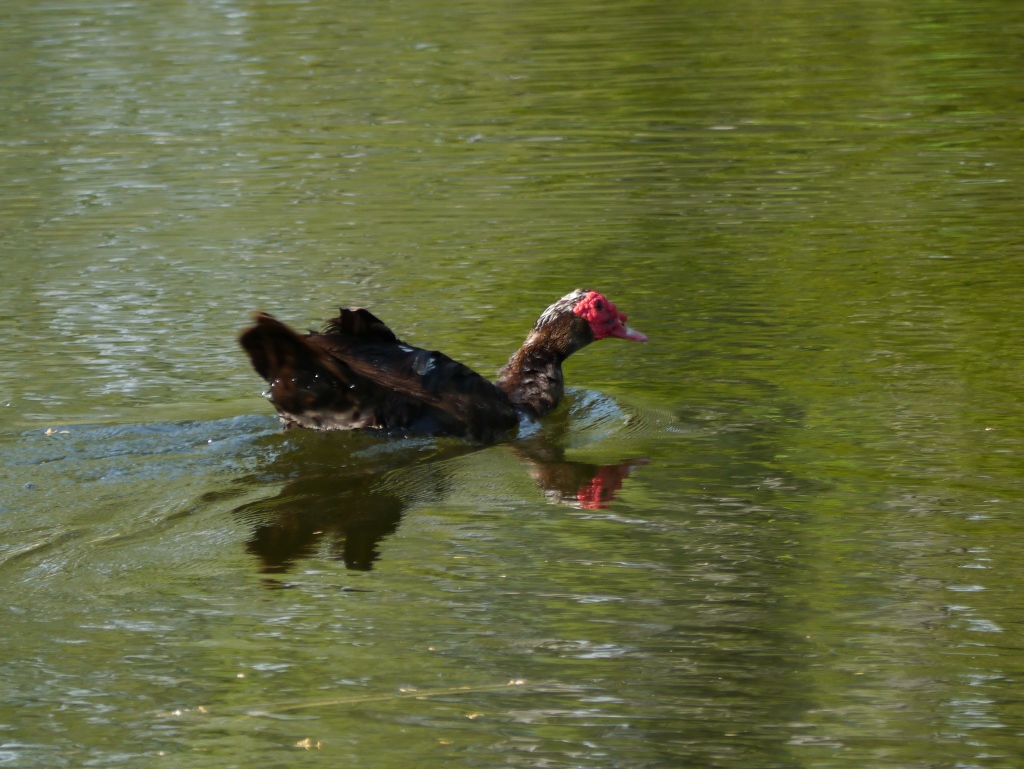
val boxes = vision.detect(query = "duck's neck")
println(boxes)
[495,321,592,418]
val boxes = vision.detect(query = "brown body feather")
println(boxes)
[494,312,594,417]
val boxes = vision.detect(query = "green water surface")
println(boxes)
[1,0,1023,767]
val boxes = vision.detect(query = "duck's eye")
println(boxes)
[595,301,604,311]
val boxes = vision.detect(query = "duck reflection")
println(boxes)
[236,472,405,572]
[232,431,645,574]
[512,440,647,510]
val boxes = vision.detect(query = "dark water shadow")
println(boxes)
[232,433,469,573]
[230,418,646,575]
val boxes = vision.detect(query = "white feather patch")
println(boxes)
[534,289,587,329]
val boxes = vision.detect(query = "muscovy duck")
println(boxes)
[239,289,647,443]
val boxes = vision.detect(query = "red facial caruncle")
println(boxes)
[572,291,648,343]
[575,465,630,509]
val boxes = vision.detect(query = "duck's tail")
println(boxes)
[239,313,374,430]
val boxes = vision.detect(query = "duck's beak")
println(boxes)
[608,322,648,343]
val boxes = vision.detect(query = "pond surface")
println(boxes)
[2,0,1024,766]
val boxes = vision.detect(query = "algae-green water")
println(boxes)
[2,0,1023,766]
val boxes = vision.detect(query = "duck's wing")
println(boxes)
[312,309,519,442]
[240,310,518,442]
[321,307,399,344]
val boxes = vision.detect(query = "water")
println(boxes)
[2,0,1023,766]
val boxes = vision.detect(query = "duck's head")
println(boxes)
[568,289,648,342]
[524,289,647,361]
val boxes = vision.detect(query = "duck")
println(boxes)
[239,289,647,443]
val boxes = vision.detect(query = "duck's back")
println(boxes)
[240,308,519,443]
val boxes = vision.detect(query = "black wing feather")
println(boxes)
[240,310,518,442]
